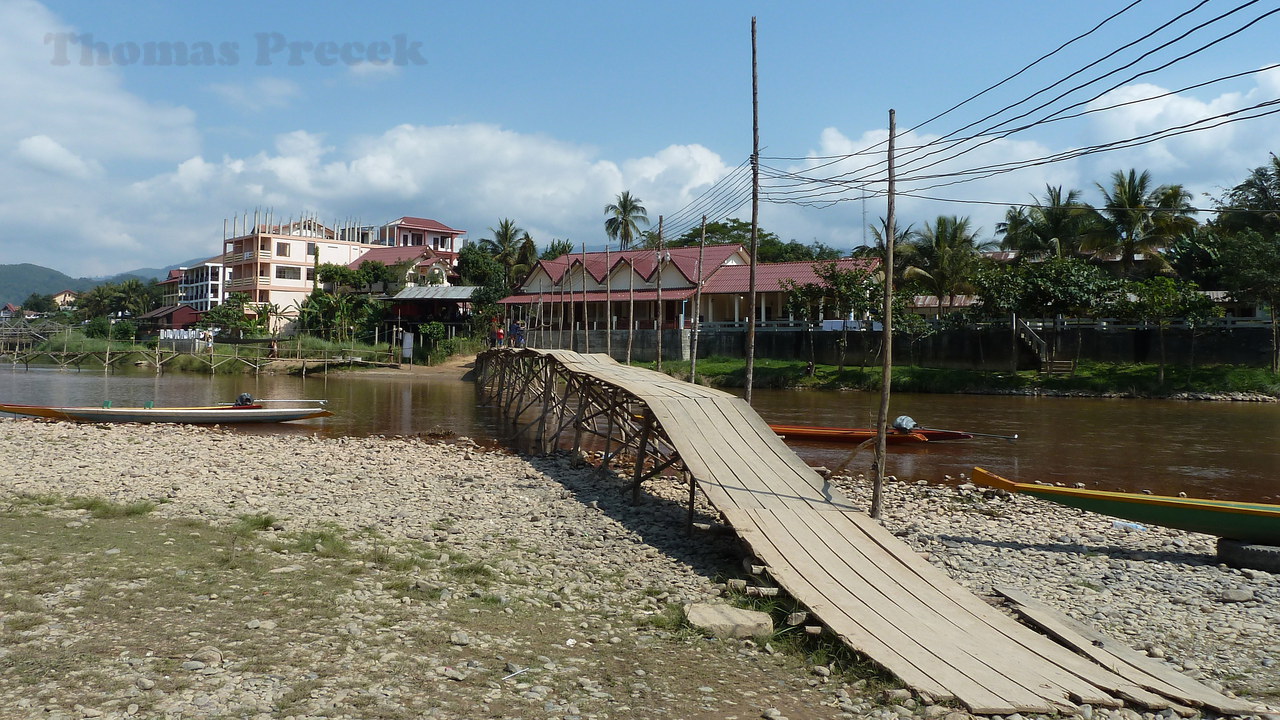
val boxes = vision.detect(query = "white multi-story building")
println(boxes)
[179,259,225,312]
[220,215,466,330]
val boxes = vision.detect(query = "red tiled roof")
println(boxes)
[700,258,878,294]
[348,246,440,269]
[533,244,745,285]
[499,288,695,304]
[387,217,465,235]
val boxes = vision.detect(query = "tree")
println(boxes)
[76,283,118,320]
[510,233,539,283]
[1083,169,1198,277]
[1215,153,1280,237]
[200,292,258,339]
[604,191,649,251]
[21,293,56,314]
[1165,226,1225,288]
[480,218,524,288]
[973,256,1120,321]
[1116,277,1221,384]
[356,260,398,289]
[668,218,840,262]
[540,238,575,260]
[113,278,155,317]
[456,243,508,333]
[996,185,1090,259]
[900,215,994,314]
[813,261,879,370]
[1218,229,1280,372]
[973,257,1122,368]
[780,278,825,375]
[317,263,361,288]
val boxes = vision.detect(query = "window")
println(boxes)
[275,266,302,281]
[306,268,315,281]
[276,242,290,257]
[307,242,317,256]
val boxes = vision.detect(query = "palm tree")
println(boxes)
[604,191,649,251]
[901,215,994,314]
[480,218,524,287]
[115,278,154,316]
[997,185,1090,259]
[1218,153,1280,236]
[76,284,118,320]
[511,232,539,284]
[1083,169,1198,277]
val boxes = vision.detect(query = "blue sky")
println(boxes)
[3,0,1278,276]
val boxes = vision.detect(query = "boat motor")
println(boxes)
[234,393,254,407]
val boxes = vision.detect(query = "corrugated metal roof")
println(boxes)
[392,285,477,300]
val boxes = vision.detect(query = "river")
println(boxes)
[2,365,1277,503]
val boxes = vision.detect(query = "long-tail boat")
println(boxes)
[0,398,331,424]
[972,467,1280,545]
[768,423,972,444]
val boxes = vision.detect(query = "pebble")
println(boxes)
[1,419,1275,720]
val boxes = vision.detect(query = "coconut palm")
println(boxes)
[510,232,539,284]
[996,185,1090,259]
[1217,153,1280,236]
[1083,169,1198,277]
[901,215,994,314]
[113,278,155,317]
[480,218,524,287]
[604,191,649,251]
[76,284,118,320]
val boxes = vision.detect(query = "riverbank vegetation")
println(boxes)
[658,356,1280,398]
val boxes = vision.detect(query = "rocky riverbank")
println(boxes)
[0,419,1276,719]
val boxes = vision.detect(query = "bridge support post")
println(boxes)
[630,413,653,505]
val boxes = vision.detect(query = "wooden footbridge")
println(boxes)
[476,348,1266,716]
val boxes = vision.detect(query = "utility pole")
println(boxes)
[690,215,707,384]
[871,109,896,520]
[605,243,612,359]
[582,241,590,354]
[655,215,664,372]
[745,15,760,405]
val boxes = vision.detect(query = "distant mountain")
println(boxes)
[0,257,210,307]
[0,264,95,307]
[98,257,211,282]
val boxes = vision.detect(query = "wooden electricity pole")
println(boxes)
[655,215,665,372]
[690,215,707,384]
[745,15,760,405]
[871,109,897,520]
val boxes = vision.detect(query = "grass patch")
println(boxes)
[648,356,1280,397]
[446,561,495,583]
[231,512,278,535]
[723,582,901,689]
[283,527,351,558]
[67,496,157,518]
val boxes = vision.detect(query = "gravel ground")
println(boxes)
[0,418,1277,720]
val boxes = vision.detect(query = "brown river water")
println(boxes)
[2,366,1277,504]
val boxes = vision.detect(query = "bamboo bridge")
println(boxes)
[475,347,1265,716]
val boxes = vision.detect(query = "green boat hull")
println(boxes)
[973,468,1280,546]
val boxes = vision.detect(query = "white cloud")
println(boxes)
[2,0,1278,278]
[207,77,303,112]
[14,134,101,179]
[346,61,400,81]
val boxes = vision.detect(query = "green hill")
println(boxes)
[0,257,214,307]
[0,264,96,307]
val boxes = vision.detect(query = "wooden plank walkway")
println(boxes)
[476,349,1268,716]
